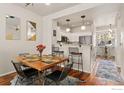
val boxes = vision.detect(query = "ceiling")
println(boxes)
[55,3,120,28]
[14,3,120,29]
[56,8,94,28]
[15,3,79,16]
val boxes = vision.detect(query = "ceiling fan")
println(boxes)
[25,3,34,7]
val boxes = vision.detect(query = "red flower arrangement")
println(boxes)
[36,44,46,57]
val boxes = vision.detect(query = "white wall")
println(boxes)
[0,4,43,75]
[118,5,124,77]
[42,4,101,73]
[42,4,101,54]
[42,3,123,74]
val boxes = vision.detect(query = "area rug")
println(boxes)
[96,60,124,83]
[11,75,82,85]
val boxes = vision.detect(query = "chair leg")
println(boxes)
[20,78,24,85]
[55,81,60,85]
[32,77,36,85]
[15,77,24,85]
[45,79,53,85]
[66,77,71,84]
[15,77,19,85]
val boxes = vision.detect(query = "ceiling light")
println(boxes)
[81,25,86,30]
[45,3,51,6]
[57,22,60,30]
[81,15,86,30]
[9,16,15,18]
[25,3,33,7]
[108,28,112,32]
[66,19,71,32]
[6,15,9,18]
[108,24,112,32]
[66,28,71,32]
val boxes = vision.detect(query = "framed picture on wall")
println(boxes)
[26,21,37,41]
[53,30,56,37]
[6,15,21,40]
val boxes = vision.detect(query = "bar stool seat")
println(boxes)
[70,52,82,55]
[54,50,64,54]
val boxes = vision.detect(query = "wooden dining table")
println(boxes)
[16,54,69,85]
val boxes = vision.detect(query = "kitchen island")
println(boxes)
[53,43,92,73]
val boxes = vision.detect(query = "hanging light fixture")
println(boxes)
[57,22,60,30]
[25,3,33,7]
[81,15,86,30]
[108,24,112,32]
[66,19,71,32]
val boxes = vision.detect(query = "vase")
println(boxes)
[39,49,44,58]
[39,52,42,58]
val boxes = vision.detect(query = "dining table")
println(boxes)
[16,54,69,85]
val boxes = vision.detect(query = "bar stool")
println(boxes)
[52,47,64,57]
[68,47,83,73]
[52,46,65,68]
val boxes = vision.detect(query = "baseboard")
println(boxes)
[0,70,15,77]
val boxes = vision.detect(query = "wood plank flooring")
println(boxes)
[0,70,90,85]
[0,69,122,85]
[0,72,16,85]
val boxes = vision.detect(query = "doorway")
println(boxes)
[95,25,116,61]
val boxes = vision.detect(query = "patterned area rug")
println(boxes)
[96,60,124,83]
[11,76,83,85]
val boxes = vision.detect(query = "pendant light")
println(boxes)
[57,22,60,30]
[108,24,112,32]
[66,19,71,32]
[81,15,86,30]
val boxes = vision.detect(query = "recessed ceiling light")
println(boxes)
[9,16,15,18]
[6,15,9,18]
[45,3,51,6]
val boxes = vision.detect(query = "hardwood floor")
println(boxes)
[0,70,90,85]
[0,72,16,85]
[0,68,122,85]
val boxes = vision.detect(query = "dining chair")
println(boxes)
[18,53,31,70]
[18,53,30,56]
[11,60,38,85]
[45,63,73,85]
